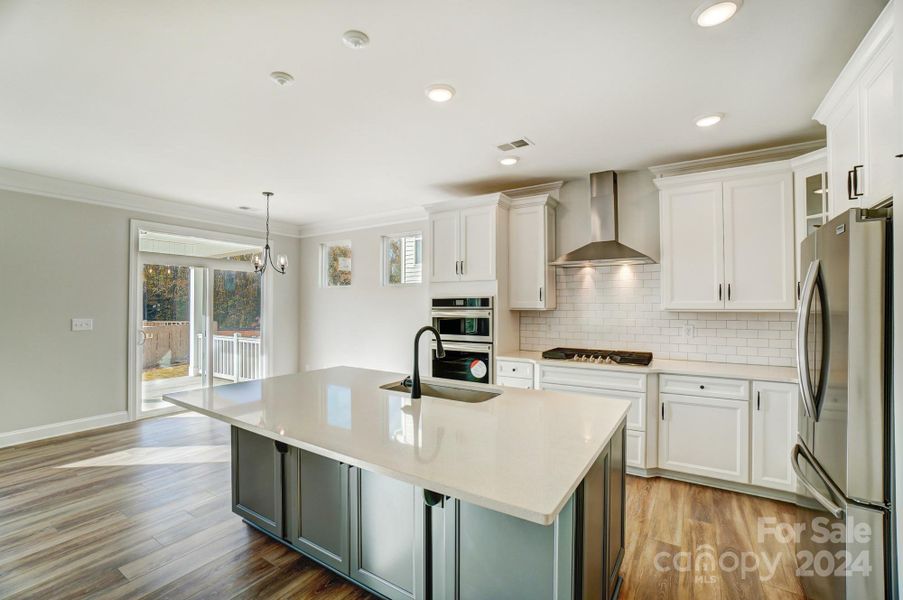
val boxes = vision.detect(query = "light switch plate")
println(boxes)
[71,318,93,331]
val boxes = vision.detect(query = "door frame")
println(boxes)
[127,219,271,420]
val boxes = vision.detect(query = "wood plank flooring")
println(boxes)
[0,414,805,599]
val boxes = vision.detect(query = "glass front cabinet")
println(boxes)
[792,149,829,302]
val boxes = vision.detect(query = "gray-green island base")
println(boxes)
[230,422,626,600]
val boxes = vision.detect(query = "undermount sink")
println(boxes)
[380,380,500,403]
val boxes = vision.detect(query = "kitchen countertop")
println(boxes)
[164,366,630,526]
[496,351,798,383]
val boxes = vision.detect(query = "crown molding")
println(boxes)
[424,192,512,214]
[813,1,894,123]
[789,148,827,170]
[0,166,302,237]
[297,206,427,238]
[653,158,795,191]
[499,180,564,199]
[648,140,825,179]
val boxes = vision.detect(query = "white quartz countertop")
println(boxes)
[164,366,630,526]
[496,351,798,383]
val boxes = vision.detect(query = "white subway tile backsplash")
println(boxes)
[519,265,797,367]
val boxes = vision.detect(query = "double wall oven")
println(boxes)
[430,297,494,384]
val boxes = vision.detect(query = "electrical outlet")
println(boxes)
[683,325,696,339]
[71,318,93,332]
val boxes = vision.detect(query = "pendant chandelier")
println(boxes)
[253,192,287,275]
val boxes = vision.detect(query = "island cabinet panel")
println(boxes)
[349,467,425,600]
[285,449,350,574]
[441,423,626,600]
[231,427,286,538]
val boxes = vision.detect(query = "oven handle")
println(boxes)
[430,310,493,319]
[431,341,493,353]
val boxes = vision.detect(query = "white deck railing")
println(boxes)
[197,333,263,382]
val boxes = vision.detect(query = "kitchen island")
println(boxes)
[164,366,629,600]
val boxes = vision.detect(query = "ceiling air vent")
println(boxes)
[496,138,533,152]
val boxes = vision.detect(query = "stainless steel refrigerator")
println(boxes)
[793,207,895,599]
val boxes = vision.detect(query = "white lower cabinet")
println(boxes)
[625,430,646,469]
[751,381,799,492]
[658,393,749,483]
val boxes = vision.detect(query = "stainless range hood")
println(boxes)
[551,171,655,267]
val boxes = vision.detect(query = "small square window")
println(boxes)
[321,240,352,287]
[382,232,423,286]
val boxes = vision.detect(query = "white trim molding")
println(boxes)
[648,140,825,179]
[813,1,894,123]
[0,411,129,449]
[0,166,301,238]
[652,158,794,190]
[789,147,828,170]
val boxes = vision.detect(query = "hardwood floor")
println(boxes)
[0,415,805,599]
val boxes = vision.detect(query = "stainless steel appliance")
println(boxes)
[430,297,494,383]
[793,207,895,599]
[541,347,653,366]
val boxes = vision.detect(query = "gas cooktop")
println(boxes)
[541,347,653,366]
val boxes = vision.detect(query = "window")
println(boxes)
[322,240,353,287]
[382,232,423,285]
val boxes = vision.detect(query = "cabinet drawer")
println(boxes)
[497,375,533,389]
[541,382,645,431]
[540,366,646,393]
[659,374,748,401]
[626,430,645,469]
[497,360,534,380]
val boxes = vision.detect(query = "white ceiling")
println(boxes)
[0,0,887,225]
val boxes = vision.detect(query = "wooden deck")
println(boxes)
[0,414,805,599]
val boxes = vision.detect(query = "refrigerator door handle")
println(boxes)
[796,260,820,419]
[791,441,845,519]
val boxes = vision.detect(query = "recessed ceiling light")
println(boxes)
[695,113,724,127]
[499,156,519,166]
[693,0,742,27]
[342,30,370,49]
[425,84,455,103]
[270,71,294,87]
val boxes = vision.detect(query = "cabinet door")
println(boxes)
[350,467,424,600]
[723,173,796,310]
[286,450,350,574]
[659,183,725,310]
[751,381,799,492]
[459,206,496,281]
[827,92,861,218]
[231,427,285,537]
[509,204,547,309]
[860,43,895,206]
[430,210,460,283]
[658,393,749,483]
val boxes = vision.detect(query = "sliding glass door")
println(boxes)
[134,227,265,418]
[139,263,208,414]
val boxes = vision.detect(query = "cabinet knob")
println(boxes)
[699,385,705,389]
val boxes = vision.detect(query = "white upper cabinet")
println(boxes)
[430,210,461,283]
[790,150,829,299]
[459,206,496,282]
[657,165,795,311]
[429,204,496,283]
[815,4,895,217]
[722,173,795,310]
[659,182,724,310]
[508,195,557,310]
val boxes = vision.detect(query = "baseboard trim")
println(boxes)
[627,466,796,504]
[0,411,130,449]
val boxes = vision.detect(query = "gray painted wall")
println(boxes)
[298,222,430,374]
[0,189,300,433]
